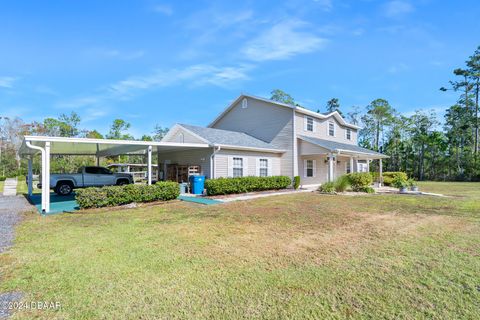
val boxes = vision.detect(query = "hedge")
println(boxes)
[382,172,408,186]
[0,176,6,182]
[75,181,180,209]
[347,172,373,191]
[205,176,292,196]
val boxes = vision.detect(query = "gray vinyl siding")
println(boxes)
[214,149,281,178]
[211,97,294,178]
[298,154,351,185]
[157,149,212,178]
[165,128,206,144]
[295,112,358,145]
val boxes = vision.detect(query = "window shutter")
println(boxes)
[267,158,273,176]
[227,157,233,177]
[304,116,307,131]
[312,160,317,177]
[304,159,307,177]
[312,119,316,132]
[255,158,260,176]
[243,157,248,176]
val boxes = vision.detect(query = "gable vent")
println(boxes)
[241,98,248,109]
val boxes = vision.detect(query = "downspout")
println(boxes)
[25,141,47,212]
[292,108,298,179]
[210,145,221,179]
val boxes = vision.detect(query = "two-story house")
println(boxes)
[159,94,387,186]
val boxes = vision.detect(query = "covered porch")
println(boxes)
[297,135,388,186]
[19,136,210,214]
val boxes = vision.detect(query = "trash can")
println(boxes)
[179,182,189,194]
[189,175,205,195]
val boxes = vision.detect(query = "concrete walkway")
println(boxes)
[2,178,17,196]
[218,188,313,203]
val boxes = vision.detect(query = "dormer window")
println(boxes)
[305,116,314,132]
[328,121,335,136]
[242,98,248,109]
[346,128,351,140]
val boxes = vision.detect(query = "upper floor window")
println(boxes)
[233,157,243,177]
[346,128,351,140]
[328,121,335,136]
[305,116,314,132]
[259,159,268,177]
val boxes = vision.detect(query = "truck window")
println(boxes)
[85,167,100,174]
[99,168,112,174]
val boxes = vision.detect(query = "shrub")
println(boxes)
[204,176,291,196]
[334,175,350,192]
[318,182,335,194]
[360,186,375,193]
[293,176,301,190]
[75,181,180,209]
[347,172,373,192]
[392,175,408,189]
[0,176,6,181]
[382,172,408,186]
[407,178,417,187]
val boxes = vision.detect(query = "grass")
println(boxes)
[1,182,479,319]
[0,180,4,193]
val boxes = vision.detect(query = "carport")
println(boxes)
[19,136,210,213]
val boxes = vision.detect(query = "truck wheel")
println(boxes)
[116,179,129,186]
[55,182,73,196]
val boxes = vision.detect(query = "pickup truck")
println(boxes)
[38,166,134,196]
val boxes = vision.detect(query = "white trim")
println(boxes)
[304,159,315,178]
[214,144,285,153]
[345,128,352,141]
[327,121,336,137]
[256,157,270,177]
[304,115,314,132]
[241,98,248,109]
[229,156,246,177]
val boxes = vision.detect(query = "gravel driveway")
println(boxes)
[0,195,31,318]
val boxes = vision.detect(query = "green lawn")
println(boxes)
[1,182,479,319]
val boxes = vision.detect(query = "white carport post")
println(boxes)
[27,156,33,196]
[349,157,354,174]
[44,142,51,213]
[147,145,152,185]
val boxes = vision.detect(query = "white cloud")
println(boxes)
[242,20,326,61]
[0,76,18,88]
[384,1,414,18]
[58,64,251,111]
[152,4,173,16]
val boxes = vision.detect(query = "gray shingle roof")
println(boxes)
[299,135,387,158]
[179,124,282,151]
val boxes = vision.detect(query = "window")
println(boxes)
[259,159,268,177]
[99,168,112,175]
[305,116,314,132]
[346,128,351,140]
[306,160,314,177]
[242,98,248,109]
[328,121,335,136]
[346,161,351,174]
[85,167,100,174]
[233,157,243,177]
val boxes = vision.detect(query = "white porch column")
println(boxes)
[147,145,152,185]
[27,156,33,197]
[349,157,354,174]
[366,158,370,173]
[379,158,383,187]
[328,153,335,182]
[44,142,51,213]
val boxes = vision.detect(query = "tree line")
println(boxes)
[1,46,479,180]
[270,46,480,181]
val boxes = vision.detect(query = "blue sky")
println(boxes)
[1,0,479,137]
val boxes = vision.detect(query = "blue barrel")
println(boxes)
[189,175,205,195]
